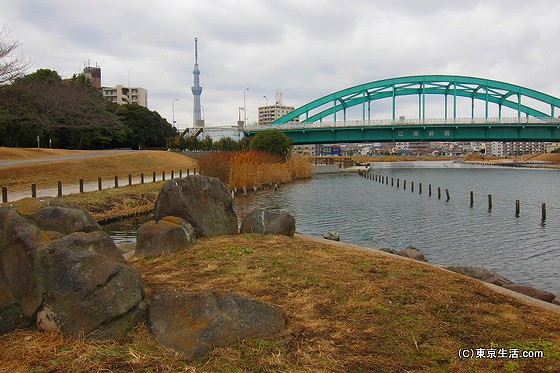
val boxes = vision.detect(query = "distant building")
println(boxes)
[82,65,148,107]
[488,141,546,156]
[102,85,148,107]
[258,89,300,126]
[292,144,316,156]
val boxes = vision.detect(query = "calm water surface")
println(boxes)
[105,161,560,293]
[233,161,560,293]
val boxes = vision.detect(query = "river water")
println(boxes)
[233,161,560,294]
[104,161,560,293]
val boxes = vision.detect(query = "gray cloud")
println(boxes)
[2,0,560,126]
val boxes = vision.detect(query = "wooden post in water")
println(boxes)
[470,191,474,208]
[391,177,394,186]
[98,177,102,191]
[429,184,432,197]
[2,187,7,203]
[31,183,37,198]
[541,203,547,222]
[419,182,422,194]
[411,181,414,192]
[488,194,492,211]
[57,181,62,197]
[515,200,520,217]
[437,187,441,199]
[403,180,407,190]
[445,189,450,202]
[397,178,400,188]
[79,179,84,193]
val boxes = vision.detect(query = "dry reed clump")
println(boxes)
[228,151,313,190]
[196,151,236,183]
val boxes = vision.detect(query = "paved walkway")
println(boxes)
[0,149,135,167]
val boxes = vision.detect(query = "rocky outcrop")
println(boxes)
[398,246,428,262]
[135,216,196,258]
[153,176,238,238]
[0,198,146,338]
[502,284,556,303]
[240,208,295,237]
[148,288,286,360]
[444,265,513,287]
[323,231,340,241]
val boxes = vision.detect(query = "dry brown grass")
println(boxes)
[0,147,93,161]
[0,150,198,191]
[2,234,558,372]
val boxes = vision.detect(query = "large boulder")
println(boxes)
[36,231,147,338]
[0,201,146,338]
[153,176,238,238]
[148,288,286,360]
[444,265,514,287]
[240,208,295,237]
[10,197,100,235]
[502,284,556,303]
[0,207,48,333]
[135,216,196,258]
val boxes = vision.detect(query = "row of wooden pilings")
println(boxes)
[230,182,281,198]
[1,168,197,203]
[359,170,548,222]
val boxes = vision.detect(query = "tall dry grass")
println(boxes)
[198,150,313,190]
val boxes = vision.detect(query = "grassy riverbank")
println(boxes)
[1,233,559,372]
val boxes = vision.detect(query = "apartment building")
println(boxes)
[102,85,148,107]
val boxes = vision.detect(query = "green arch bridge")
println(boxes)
[244,75,560,144]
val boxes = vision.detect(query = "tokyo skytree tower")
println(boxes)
[191,38,203,127]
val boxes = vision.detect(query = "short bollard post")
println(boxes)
[98,177,103,191]
[153,172,156,183]
[57,181,62,197]
[187,169,190,176]
[171,170,174,179]
[179,169,183,178]
[128,174,132,186]
[141,173,145,184]
[79,179,84,193]
[194,168,197,175]
[2,187,7,203]
[31,183,37,198]
[114,176,119,188]
[488,194,493,211]
[162,171,166,181]
[515,200,520,217]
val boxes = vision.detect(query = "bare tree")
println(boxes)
[0,26,29,85]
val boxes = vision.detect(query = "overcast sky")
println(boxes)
[2,0,560,127]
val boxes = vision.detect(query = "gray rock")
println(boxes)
[444,265,513,287]
[552,295,560,306]
[11,197,100,235]
[323,231,340,241]
[148,288,286,360]
[398,246,429,262]
[0,207,46,333]
[135,216,196,258]
[378,248,399,255]
[240,208,295,237]
[154,176,238,238]
[37,231,147,338]
[502,284,556,303]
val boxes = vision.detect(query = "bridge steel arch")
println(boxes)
[272,75,560,125]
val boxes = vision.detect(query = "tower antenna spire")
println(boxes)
[191,37,203,127]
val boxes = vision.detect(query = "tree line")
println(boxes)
[0,68,176,149]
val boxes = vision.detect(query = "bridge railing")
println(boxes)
[245,117,560,132]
